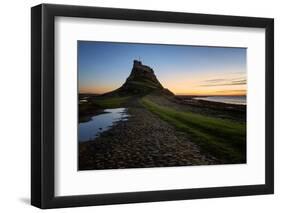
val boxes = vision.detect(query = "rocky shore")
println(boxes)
[79,101,219,170]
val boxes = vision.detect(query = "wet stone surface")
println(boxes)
[79,103,218,170]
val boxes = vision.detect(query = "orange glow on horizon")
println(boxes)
[79,86,246,96]
[79,85,119,94]
[174,90,246,96]
[79,69,246,96]
[159,69,246,96]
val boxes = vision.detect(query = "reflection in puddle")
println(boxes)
[79,108,129,142]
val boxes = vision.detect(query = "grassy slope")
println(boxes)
[141,97,246,163]
[92,96,131,108]
[79,95,131,118]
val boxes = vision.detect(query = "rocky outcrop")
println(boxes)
[105,60,173,96]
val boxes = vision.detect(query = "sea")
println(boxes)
[193,96,246,105]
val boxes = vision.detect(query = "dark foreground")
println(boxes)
[79,94,246,170]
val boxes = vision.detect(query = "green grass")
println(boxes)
[129,81,158,89]
[92,96,131,108]
[141,97,246,163]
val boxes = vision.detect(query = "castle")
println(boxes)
[102,59,174,96]
[133,60,154,73]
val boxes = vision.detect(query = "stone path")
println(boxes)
[79,99,218,170]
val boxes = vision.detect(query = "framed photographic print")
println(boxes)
[31,4,274,209]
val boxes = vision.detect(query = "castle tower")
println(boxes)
[133,60,142,67]
[133,60,153,73]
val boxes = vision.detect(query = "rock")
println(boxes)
[102,60,174,96]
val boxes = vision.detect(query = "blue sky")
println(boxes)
[78,41,246,95]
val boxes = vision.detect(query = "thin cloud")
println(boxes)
[215,89,246,92]
[214,89,246,94]
[200,77,247,87]
[204,79,226,83]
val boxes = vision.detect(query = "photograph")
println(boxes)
[78,41,247,170]
[29,2,274,209]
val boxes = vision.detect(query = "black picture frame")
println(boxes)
[31,3,274,209]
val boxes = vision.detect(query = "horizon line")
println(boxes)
[78,92,246,96]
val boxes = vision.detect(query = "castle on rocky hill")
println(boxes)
[103,59,174,96]
[133,60,154,73]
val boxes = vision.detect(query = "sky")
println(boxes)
[78,41,246,96]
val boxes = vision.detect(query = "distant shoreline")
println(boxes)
[192,96,246,106]
[80,93,246,96]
